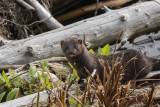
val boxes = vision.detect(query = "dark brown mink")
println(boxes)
[60,38,160,83]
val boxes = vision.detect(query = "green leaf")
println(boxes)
[68,62,73,68]
[89,49,95,54]
[29,91,34,94]
[69,98,81,107]
[40,61,49,77]
[24,92,29,96]
[37,72,45,85]
[46,83,51,89]
[101,44,111,55]
[86,100,90,106]
[29,66,37,76]
[67,74,76,84]
[9,68,22,87]
[0,91,6,102]
[0,74,5,84]
[40,61,48,68]
[98,47,102,54]
[2,71,9,84]
[6,88,19,101]
[37,72,42,80]
[45,77,51,89]
[8,68,17,78]
[68,62,80,80]
[29,66,36,84]
[76,86,79,97]
[27,81,32,90]
[2,71,11,88]
[43,62,48,67]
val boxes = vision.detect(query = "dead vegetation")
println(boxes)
[0,0,35,39]
[44,55,159,107]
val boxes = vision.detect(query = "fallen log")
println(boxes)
[16,0,35,11]
[0,57,67,70]
[26,0,63,29]
[56,0,132,22]
[0,1,160,65]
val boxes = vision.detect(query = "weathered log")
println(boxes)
[56,0,132,22]
[26,0,63,29]
[0,1,160,65]
[16,0,35,11]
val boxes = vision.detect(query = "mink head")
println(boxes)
[61,38,83,57]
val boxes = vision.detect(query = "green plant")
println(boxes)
[0,92,6,102]
[89,44,111,55]
[67,62,80,84]
[69,98,81,107]
[0,61,53,103]
[0,71,20,102]
[24,62,52,93]
[6,88,19,101]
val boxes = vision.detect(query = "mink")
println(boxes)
[60,38,160,83]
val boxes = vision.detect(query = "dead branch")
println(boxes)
[26,0,63,29]
[16,0,35,11]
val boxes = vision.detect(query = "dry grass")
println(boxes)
[44,56,159,107]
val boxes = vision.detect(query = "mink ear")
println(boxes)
[61,40,64,45]
[78,39,83,44]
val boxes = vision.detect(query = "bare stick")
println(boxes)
[16,0,35,11]
[26,0,63,29]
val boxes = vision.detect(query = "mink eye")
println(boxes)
[74,47,78,50]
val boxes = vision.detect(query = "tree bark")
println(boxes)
[0,1,160,65]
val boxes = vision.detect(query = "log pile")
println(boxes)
[0,1,160,65]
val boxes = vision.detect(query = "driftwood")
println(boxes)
[0,57,67,70]
[26,0,63,29]
[56,0,132,22]
[134,31,160,45]
[0,1,160,65]
[16,0,35,11]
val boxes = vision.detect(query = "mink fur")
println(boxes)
[61,38,160,83]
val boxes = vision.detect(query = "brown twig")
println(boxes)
[16,0,35,11]
[57,87,84,106]
[147,84,155,107]
[133,61,159,81]
[132,78,160,82]
[112,30,123,71]
[1,16,51,27]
